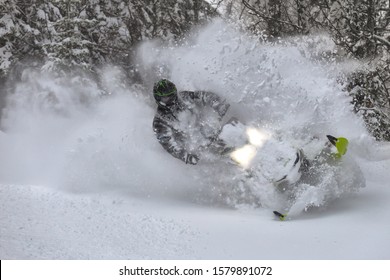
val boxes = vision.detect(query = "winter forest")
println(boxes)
[1,1,390,260]
[1,0,389,140]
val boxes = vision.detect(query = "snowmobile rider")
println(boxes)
[152,79,230,165]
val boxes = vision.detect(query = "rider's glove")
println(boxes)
[185,153,199,165]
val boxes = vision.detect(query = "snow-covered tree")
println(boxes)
[346,66,390,141]
[119,0,216,43]
[326,0,390,140]
[0,0,44,78]
[0,0,217,78]
[210,0,313,38]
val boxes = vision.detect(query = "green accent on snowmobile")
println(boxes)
[335,137,348,157]
[273,211,287,221]
[327,135,349,158]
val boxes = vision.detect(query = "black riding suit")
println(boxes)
[153,90,230,164]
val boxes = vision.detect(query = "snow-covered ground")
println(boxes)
[1,159,390,259]
[1,21,390,259]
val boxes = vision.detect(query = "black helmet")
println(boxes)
[153,79,178,106]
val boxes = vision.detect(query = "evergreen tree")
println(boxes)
[1,0,217,79]
[0,0,43,78]
[347,68,390,141]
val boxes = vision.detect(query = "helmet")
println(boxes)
[153,79,178,106]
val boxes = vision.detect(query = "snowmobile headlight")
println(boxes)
[229,127,272,169]
[246,127,271,147]
[230,144,257,169]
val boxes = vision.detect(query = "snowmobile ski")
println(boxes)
[273,211,287,221]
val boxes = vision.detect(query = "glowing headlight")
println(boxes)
[229,127,272,169]
[246,127,271,147]
[230,144,257,169]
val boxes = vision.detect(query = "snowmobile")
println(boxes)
[212,118,363,220]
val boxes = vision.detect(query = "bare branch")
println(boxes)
[373,34,390,49]
[241,0,304,32]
